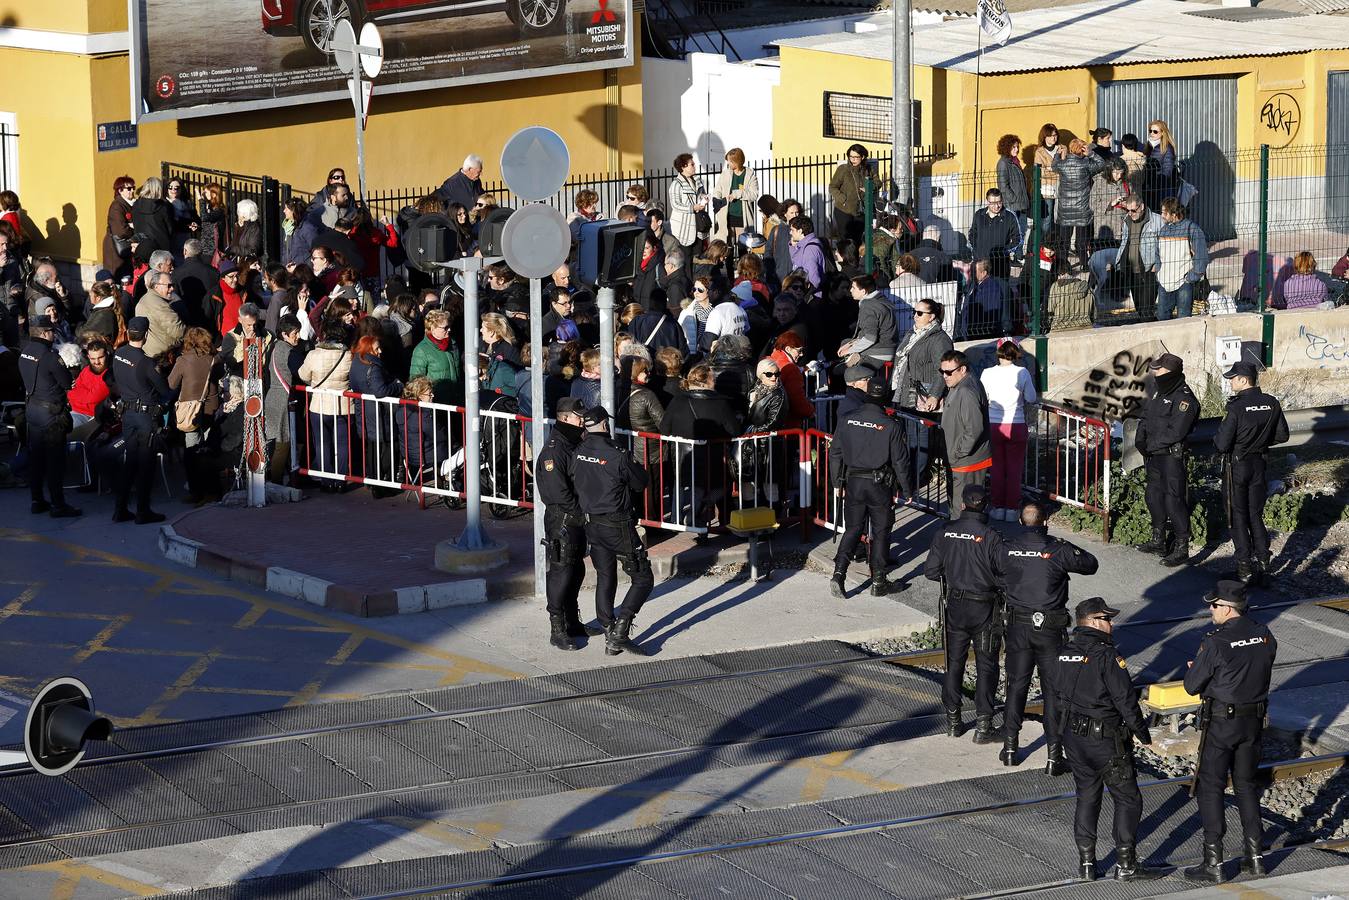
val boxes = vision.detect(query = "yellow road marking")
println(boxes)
[791,749,903,803]
[20,859,161,898]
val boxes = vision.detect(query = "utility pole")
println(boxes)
[892,0,913,205]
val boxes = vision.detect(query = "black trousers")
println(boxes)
[1125,269,1158,320]
[1145,451,1189,539]
[1229,456,1270,564]
[1197,715,1264,844]
[116,411,160,515]
[833,476,893,576]
[545,506,586,621]
[1065,730,1142,848]
[1004,617,1067,741]
[25,404,70,507]
[586,518,653,627]
[832,208,862,245]
[943,595,1000,716]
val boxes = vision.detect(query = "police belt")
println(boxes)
[124,400,163,416]
[1204,699,1267,720]
[947,588,998,604]
[1010,607,1071,629]
[846,467,891,480]
[585,512,635,526]
[1068,713,1123,738]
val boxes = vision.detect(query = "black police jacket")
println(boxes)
[1183,614,1277,704]
[1214,387,1288,461]
[572,431,649,518]
[1136,374,1198,455]
[923,510,1005,595]
[1054,626,1150,739]
[828,398,913,496]
[536,421,583,515]
[18,337,70,406]
[1002,526,1098,612]
[112,344,172,406]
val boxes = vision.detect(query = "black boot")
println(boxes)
[1235,559,1256,584]
[605,615,649,657]
[870,571,893,596]
[1241,837,1266,876]
[1249,555,1269,588]
[549,615,579,651]
[1160,534,1191,567]
[1138,528,1168,555]
[1078,845,1097,881]
[998,733,1019,763]
[971,715,998,745]
[1184,841,1223,883]
[945,708,965,737]
[1114,844,1162,881]
[830,572,846,599]
[1045,743,1068,776]
[566,613,604,638]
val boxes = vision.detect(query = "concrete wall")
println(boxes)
[956,306,1349,416]
[642,54,779,170]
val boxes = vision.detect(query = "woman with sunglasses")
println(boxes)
[1144,119,1178,210]
[104,175,137,278]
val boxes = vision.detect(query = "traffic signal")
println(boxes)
[23,677,112,777]
[479,208,516,258]
[577,220,647,286]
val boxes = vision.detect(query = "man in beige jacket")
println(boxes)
[135,270,186,360]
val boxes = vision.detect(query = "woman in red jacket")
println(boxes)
[346,207,398,292]
[769,331,813,429]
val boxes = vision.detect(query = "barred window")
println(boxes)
[823,92,921,146]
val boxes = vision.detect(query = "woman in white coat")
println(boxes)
[667,152,707,280]
[712,147,759,248]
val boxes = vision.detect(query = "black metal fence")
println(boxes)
[0,123,18,194]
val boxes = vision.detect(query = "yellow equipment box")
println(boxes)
[728,508,779,534]
[1148,681,1200,711]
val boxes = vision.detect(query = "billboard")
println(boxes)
[130,0,634,122]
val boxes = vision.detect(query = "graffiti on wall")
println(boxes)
[1053,342,1161,421]
[1298,324,1349,364]
[1259,92,1300,149]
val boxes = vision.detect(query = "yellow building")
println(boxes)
[0,0,643,272]
[773,0,1349,240]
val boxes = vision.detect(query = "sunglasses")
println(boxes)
[762,371,779,379]
[693,286,707,293]
[1149,129,1160,135]
[915,310,932,317]
[626,195,638,201]
[940,367,961,376]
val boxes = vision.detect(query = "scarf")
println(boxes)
[428,333,451,352]
[891,321,936,394]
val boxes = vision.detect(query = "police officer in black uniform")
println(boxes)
[535,397,603,651]
[1053,597,1162,883]
[111,317,171,524]
[1183,579,1277,883]
[1135,353,1200,567]
[572,405,654,656]
[1001,500,1099,770]
[923,483,1005,743]
[829,368,913,598]
[1214,363,1288,586]
[17,319,82,518]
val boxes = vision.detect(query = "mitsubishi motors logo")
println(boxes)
[591,0,617,23]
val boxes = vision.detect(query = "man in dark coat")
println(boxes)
[438,155,485,211]
[913,225,954,284]
[172,239,222,332]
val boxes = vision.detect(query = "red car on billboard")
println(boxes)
[262,0,570,58]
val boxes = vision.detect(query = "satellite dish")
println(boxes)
[502,204,571,279]
[24,676,112,777]
[359,22,384,79]
[500,127,571,203]
[331,19,357,76]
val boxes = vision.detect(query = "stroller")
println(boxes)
[479,391,530,519]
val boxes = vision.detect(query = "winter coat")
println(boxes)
[746,383,787,431]
[284,218,319,268]
[1090,176,1128,244]
[712,166,760,241]
[220,326,273,378]
[264,341,303,443]
[996,156,1030,214]
[1034,145,1063,196]
[298,341,353,416]
[770,349,813,429]
[569,374,602,409]
[1051,152,1108,227]
[968,208,1022,269]
[630,306,688,354]
[1108,209,1163,271]
[618,384,665,465]
[130,198,175,257]
[1155,219,1209,292]
[104,197,134,274]
[349,352,403,441]
[79,299,121,345]
[660,387,741,441]
[229,221,262,260]
[668,174,705,246]
[134,291,186,360]
[399,404,447,478]
[1281,273,1329,309]
[829,161,873,217]
[848,291,898,367]
[788,233,828,295]
[167,351,221,418]
[173,257,222,333]
[941,374,992,470]
[892,324,954,408]
[408,337,463,404]
[1145,144,1178,208]
[708,347,755,417]
[481,340,521,397]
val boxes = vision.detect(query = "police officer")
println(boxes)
[17,319,81,518]
[535,397,603,651]
[1001,500,1099,770]
[923,483,1005,743]
[1053,597,1162,883]
[1214,363,1288,586]
[829,368,913,598]
[1183,579,1277,883]
[572,406,654,656]
[1135,353,1199,567]
[111,317,171,524]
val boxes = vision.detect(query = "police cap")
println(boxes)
[582,405,610,428]
[1222,361,1258,381]
[843,364,873,384]
[127,316,150,336]
[865,376,889,400]
[961,482,988,508]
[1075,596,1121,621]
[1204,579,1249,611]
[1149,352,1184,373]
[556,397,585,417]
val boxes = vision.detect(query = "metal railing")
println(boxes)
[1024,401,1113,541]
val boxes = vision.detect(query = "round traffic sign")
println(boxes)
[359,22,384,79]
[499,127,570,203]
[331,20,357,76]
[501,204,571,279]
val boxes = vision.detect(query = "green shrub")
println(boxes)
[1056,454,1223,546]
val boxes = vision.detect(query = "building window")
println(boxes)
[0,113,16,194]
[823,92,921,146]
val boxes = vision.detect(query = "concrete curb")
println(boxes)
[159,520,489,617]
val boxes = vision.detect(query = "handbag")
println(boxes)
[695,208,713,235]
[175,374,210,433]
[1176,178,1198,208]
